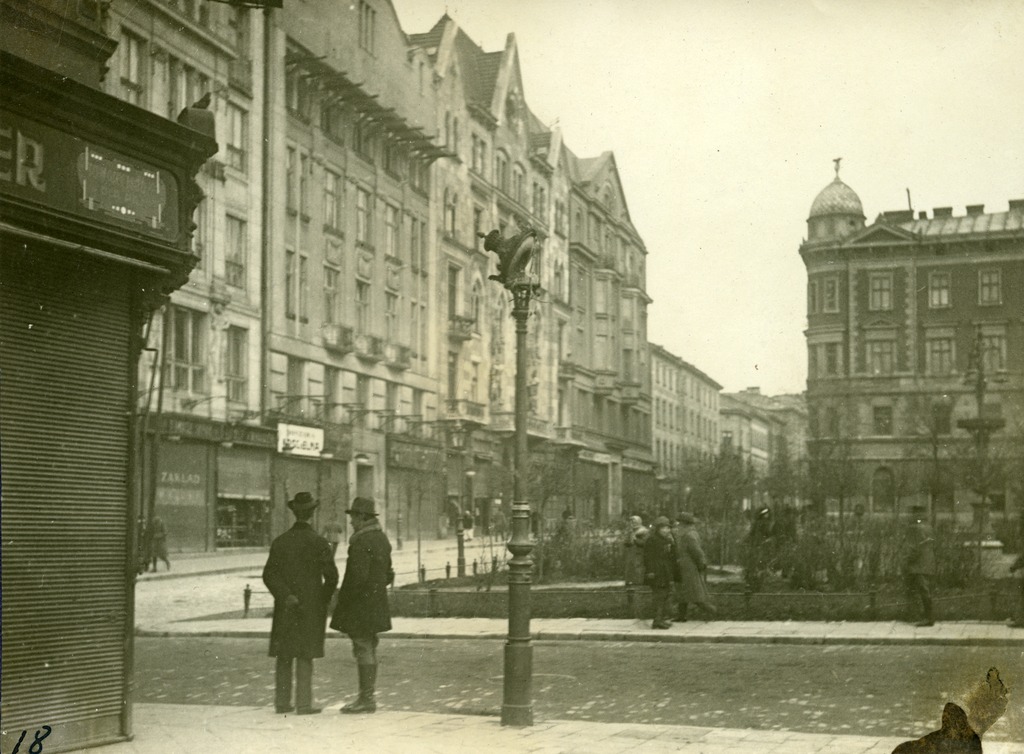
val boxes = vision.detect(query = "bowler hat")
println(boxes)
[287,491,319,513]
[677,512,698,525]
[652,516,671,529]
[346,497,378,518]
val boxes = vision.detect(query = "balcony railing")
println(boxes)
[353,333,384,362]
[446,398,486,423]
[383,342,412,370]
[490,411,553,439]
[447,314,475,342]
[322,323,354,355]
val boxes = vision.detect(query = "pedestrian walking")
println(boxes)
[903,505,936,627]
[1009,552,1024,628]
[643,516,680,629]
[148,516,171,572]
[262,492,339,715]
[322,518,344,557]
[623,514,649,586]
[330,497,394,714]
[744,505,774,591]
[673,513,717,622]
[462,508,475,541]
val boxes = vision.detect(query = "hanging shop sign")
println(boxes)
[277,423,324,457]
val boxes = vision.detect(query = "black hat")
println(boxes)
[287,491,319,513]
[677,512,698,525]
[346,497,378,518]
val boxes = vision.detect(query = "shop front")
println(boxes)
[386,436,444,544]
[0,42,215,754]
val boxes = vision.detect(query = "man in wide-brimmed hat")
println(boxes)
[262,492,339,715]
[330,497,394,713]
[672,512,717,622]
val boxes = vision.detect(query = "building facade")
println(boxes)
[1,0,215,748]
[801,165,1024,521]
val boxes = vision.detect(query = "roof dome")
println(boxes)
[809,176,863,218]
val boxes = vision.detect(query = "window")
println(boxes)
[532,181,547,219]
[385,204,400,257]
[512,165,525,204]
[226,103,247,172]
[356,281,370,332]
[471,133,487,175]
[323,266,340,324]
[867,340,895,375]
[495,152,509,193]
[325,236,342,265]
[356,187,372,246]
[471,280,482,327]
[409,217,424,270]
[119,29,145,105]
[826,406,841,436]
[824,342,840,375]
[285,250,296,319]
[555,200,566,236]
[385,292,398,342]
[358,0,376,53]
[324,169,343,230]
[981,333,1007,372]
[298,254,309,321]
[473,206,483,250]
[823,277,839,313]
[225,215,247,289]
[928,272,951,308]
[447,265,460,319]
[321,103,345,143]
[353,120,374,161]
[299,153,310,217]
[410,300,421,358]
[807,280,819,314]
[869,273,893,311]
[979,269,1002,305]
[872,405,893,436]
[444,190,457,237]
[286,148,297,212]
[447,351,458,399]
[285,65,311,121]
[926,337,954,375]
[225,326,248,403]
[167,306,207,394]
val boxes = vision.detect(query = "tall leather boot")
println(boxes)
[340,664,377,713]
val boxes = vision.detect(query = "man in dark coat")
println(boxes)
[903,505,937,627]
[643,516,680,629]
[262,491,339,715]
[330,497,393,713]
[672,512,717,622]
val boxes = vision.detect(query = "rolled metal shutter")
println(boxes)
[1,249,133,751]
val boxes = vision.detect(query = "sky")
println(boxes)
[391,0,1024,395]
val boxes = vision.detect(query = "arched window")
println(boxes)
[495,151,509,193]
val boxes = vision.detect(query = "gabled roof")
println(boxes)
[408,14,448,58]
[845,222,918,246]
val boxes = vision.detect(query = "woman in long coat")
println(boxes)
[673,513,717,621]
[643,517,680,629]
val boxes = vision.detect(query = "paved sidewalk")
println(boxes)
[67,703,1020,754]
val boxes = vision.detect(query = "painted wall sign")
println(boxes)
[277,423,324,457]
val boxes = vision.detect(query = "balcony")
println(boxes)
[594,371,617,395]
[322,323,354,355]
[447,314,476,342]
[490,411,553,439]
[383,342,412,370]
[621,382,642,403]
[446,398,486,423]
[353,333,384,362]
[554,426,587,449]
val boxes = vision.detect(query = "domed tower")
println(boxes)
[807,159,865,242]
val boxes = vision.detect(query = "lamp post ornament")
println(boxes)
[480,221,539,727]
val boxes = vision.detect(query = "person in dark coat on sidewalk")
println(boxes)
[903,505,937,627]
[644,516,680,629]
[330,497,394,713]
[672,512,717,622]
[262,492,339,715]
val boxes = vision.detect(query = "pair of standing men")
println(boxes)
[261,492,392,715]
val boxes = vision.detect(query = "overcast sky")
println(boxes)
[391,0,1024,396]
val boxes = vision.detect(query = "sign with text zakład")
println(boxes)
[277,423,324,457]
[0,109,179,240]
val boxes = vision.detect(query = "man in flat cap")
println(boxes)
[262,491,339,715]
[331,497,394,713]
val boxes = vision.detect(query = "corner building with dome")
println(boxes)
[799,165,1024,524]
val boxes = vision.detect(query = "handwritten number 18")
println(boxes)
[11,726,51,754]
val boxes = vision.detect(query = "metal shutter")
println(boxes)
[1,248,133,751]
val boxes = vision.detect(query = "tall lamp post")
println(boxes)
[957,328,1006,570]
[480,223,539,727]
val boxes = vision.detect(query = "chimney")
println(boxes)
[932,207,953,217]
[882,209,915,223]
[965,204,985,216]
[1008,199,1024,211]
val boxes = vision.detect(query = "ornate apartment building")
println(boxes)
[106,0,656,548]
[801,165,1024,519]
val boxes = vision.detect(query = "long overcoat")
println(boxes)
[330,520,393,637]
[643,532,680,589]
[903,521,936,576]
[675,527,711,604]
[262,521,339,659]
